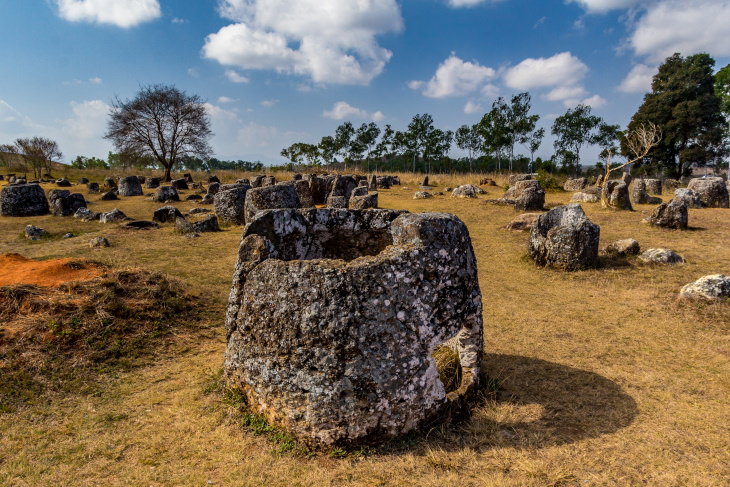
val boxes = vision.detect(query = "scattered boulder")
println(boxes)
[175,214,220,234]
[152,186,179,203]
[171,178,189,190]
[145,177,161,189]
[225,209,483,447]
[87,182,100,193]
[479,178,497,186]
[78,177,89,184]
[451,184,481,198]
[118,176,143,196]
[200,193,215,205]
[25,225,48,240]
[513,181,545,211]
[349,193,378,209]
[244,184,300,223]
[621,173,633,186]
[185,194,202,201]
[645,199,688,229]
[602,180,633,210]
[631,179,649,204]
[687,177,729,208]
[645,179,662,195]
[528,204,600,271]
[100,190,118,201]
[183,173,194,183]
[152,205,184,223]
[294,180,314,208]
[563,177,588,192]
[251,175,265,188]
[369,175,378,191]
[326,175,357,208]
[571,192,599,203]
[421,175,429,186]
[504,213,541,231]
[214,185,250,226]
[0,183,50,216]
[123,220,160,230]
[207,182,221,195]
[89,236,110,248]
[413,191,433,199]
[188,207,211,215]
[62,233,74,239]
[262,176,277,187]
[679,275,730,300]
[49,191,87,216]
[376,176,392,189]
[604,239,640,256]
[55,178,71,187]
[351,186,368,197]
[508,173,533,186]
[74,207,99,221]
[309,175,327,205]
[638,248,684,264]
[103,177,117,189]
[99,208,128,223]
[663,179,681,193]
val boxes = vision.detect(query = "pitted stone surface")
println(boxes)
[99,208,128,223]
[49,191,87,216]
[680,275,730,300]
[349,193,378,209]
[171,178,189,190]
[118,176,143,196]
[145,177,161,189]
[528,204,600,271]
[603,181,633,210]
[214,185,250,226]
[687,177,729,208]
[571,192,599,203]
[0,183,49,217]
[563,178,587,191]
[645,179,662,195]
[153,205,184,224]
[645,199,688,229]
[638,248,684,264]
[225,209,483,447]
[673,189,703,208]
[245,184,300,223]
[604,239,640,256]
[504,180,544,211]
[152,186,180,203]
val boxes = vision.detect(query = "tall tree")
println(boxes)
[355,122,381,173]
[525,127,545,171]
[399,114,438,173]
[372,124,395,171]
[423,129,453,173]
[626,53,726,177]
[318,136,337,164]
[14,137,62,179]
[476,101,510,171]
[455,124,482,173]
[334,122,355,168]
[504,92,539,171]
[105,84,212,181]
[551,104,602,174]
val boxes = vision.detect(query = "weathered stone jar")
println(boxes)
[225,208,483,447]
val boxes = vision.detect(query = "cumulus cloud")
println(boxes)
[260,99,279,107]
[568,0,641,13]
[630,0,730,63]
[580,94,607,108]
[63,100,109,140]
[218,96,237,104]
[447,0,489,6]
[55,0,161,28]
[203,0,403,85]
[323,101,384,121]
[409,54,496,98]
[463,100,483,115]
[618,64,655,93]
[544,85,588,102]
[503,52,588,90]
[225,69,249,83]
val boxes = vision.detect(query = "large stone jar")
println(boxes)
[225,209,483,447]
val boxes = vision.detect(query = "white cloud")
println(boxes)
[203,0,403,85]
[187,68,200,78]
[464,100,483,114]
[171,17,186,24]
[630,0,730,63]
[89,77,102,84]
[55,0,161,28]
[617,64,655,93]
[447,0,488,6]
[581,94,607,108]
[503,52,588,90]
[409,54,496,98]
[544,85,588,102]
[568,0,640,13]
[218,96,237,104]
[260,99,279,107]
[323,101,383,121]
[224,69,249,83]
[63,100,109,140]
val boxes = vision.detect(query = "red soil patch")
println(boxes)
[0,253,103,287]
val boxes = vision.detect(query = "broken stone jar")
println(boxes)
[224,208,484,448]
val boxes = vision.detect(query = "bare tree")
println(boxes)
[105,84,213,181]
[600,123,662,208]
[13,137,62,179]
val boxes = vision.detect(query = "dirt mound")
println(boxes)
[0,268,204,412]
[0,253,103,287]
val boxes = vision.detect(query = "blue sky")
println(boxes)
[1,0,729,165]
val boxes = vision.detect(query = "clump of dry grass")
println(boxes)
[432,345,462,394]
[0,269,206,412]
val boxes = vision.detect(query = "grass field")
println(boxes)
[0,172,728,486]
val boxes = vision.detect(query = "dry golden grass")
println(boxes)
[0,175,728,486]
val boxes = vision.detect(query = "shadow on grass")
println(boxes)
[413,353,639,453]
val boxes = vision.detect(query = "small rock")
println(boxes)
[171,178,189,190]
[604,239,640,256]
[152,205,184,223]
[61,233,74,239]
[563,177,588,192]
[123,220,160,230]
[25,225,48,240]
[100,190,118,201]
[504,213,541,231]
[118,176,143,196]
[74,207,99,221]
[99,208,128,223]
[413,191,433,199]
[645,199,688,229]
[571,192,599,203]
[638,248,684,264]
[89,236,110,248]
[188,207,211,215]
[55,178,71,187]
[680,275,730,300]
[152,186,180,203]
[87,182,100,193]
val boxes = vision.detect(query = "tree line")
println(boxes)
[281,53,729,178]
